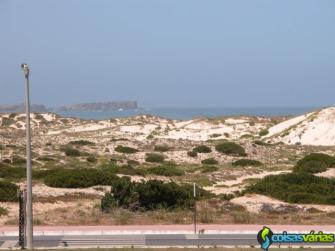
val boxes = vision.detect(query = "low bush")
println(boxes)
[60,145,81,157]
[259,129,269,136]
[43,168,118,188]
[193,145,212,153]
[86,156,97,163]
[147,165,184,176]
[245,172,335,205]
[201,158,218,165]
[0,144,4,150]
[154,144,170,152]
[1,117,15,126]
[69,140,95,146]
[127,159,140,166]
[36,156,55,162]
[253,140,271,146]
[101,178,210,211]
[0,166,26,179]
[0,181,18,202]
[201,165,219,173]
[12,156,26,165]
[114,145,138,154]
[215,142,246,156]
[187,151,197,157]
[145,153,165,163]
[293,153,335,174]
[0,206,8,216]
[232,159,262,167]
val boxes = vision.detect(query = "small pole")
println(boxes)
[193,183,196,235]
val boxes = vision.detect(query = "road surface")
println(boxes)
[0,225,334,249]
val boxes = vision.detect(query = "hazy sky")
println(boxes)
[0,0,334,108]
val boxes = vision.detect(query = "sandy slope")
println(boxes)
[265,107,335,146]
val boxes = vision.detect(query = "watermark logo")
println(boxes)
[257,226,335,250]
[257,227,273,250]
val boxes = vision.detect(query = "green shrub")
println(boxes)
[0,206,8,216]
[86,156,97,163]
[201,165,219,173]
[0,166,26,179]
[36,156,55,162]
[201,158,218,165]
[187,151,198,157]
[44,168,118,188]
[114,145,138,154]
[232,159,262,167]
[245,172,335,205]
[147,165,184,176]
[0,181,18,202]
[253,140,271,146]
[60,145,81,157]
[259,129,269,136]
[0,144,4,150]
[293,153,335,174]
[12,156,26,165]
[1,117,15,126]
[69,140,95,145]
[210,133,221,138]
[145,153,165,163]
[154,144,170,152]
[193,145,212,153]
[215,142,246,156]
[101,178,210,211]
[127,159,140,166]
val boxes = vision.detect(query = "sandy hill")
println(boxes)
[265,107,335,146]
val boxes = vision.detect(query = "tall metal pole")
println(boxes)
[21,63,33,249]
[193,183,196,235]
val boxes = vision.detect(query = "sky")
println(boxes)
[0,0,334,108]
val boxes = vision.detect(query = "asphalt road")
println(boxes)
[1,234,334,249]
[0,234,258,248]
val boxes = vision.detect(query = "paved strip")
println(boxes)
[0,234,335,248]
[0,241,17,249]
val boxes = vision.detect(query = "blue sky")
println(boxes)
[0,0,334,108]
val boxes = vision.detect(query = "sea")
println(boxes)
[57,107,320,120]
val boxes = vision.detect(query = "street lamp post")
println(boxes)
[193,183,197,235]
[21,63,33,249]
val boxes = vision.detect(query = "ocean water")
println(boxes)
[57,107,319,120]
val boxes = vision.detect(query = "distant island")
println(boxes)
[56,101,137,112]
[0,101,138,113]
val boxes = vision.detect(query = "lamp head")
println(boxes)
[21,63,29,77]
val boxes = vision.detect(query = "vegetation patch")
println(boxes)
[101,178,210,211]
[215,142,246,156]
[69,140,95,145]
[145,153,165,163]
[253,140,271,146]
[154,144,171,152]
[114,145,138,154]
[193,145,212,153]
[232,159,262,167]
[201,165,219,173]
[0,181,18,202]
[1,117,15,126]
[43,168,118,188]
[86,156,97,163]
[293,153,335,174]
[147,165,184,176]
[187,151,197,157]
[201,158,218,165]
[259,129,269,136]
[0,166,26,180]
[0,206,8,216]
[245,172,335,205]
[61,145,81,157]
